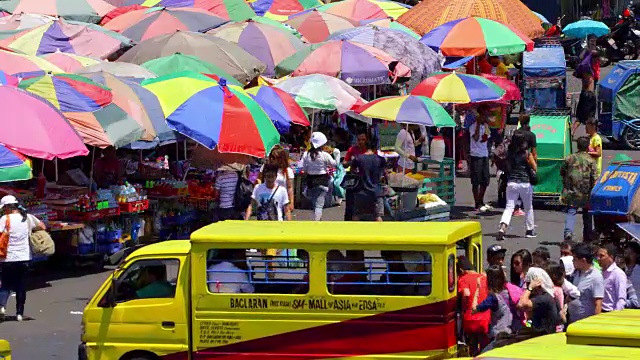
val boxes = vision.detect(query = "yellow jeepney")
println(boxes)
[0,340,10,360]
[566,309,640,348]
[79,221,483,360]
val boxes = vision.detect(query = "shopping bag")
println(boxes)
[0,216,10,259]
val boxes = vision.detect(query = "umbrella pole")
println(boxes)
[176,142,180,161]
[452,105,457,182]
[89,147,95,192]
[183,140,187,160]
[55,159,58,183]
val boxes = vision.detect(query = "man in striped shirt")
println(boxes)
[215,167,240,221]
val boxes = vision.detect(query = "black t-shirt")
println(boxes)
[531,293,561,334]
[507,151,530,183]
[518,129,537,151]
[352,153,385,197]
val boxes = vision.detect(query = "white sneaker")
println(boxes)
[479,205,491,212]
[16,314,23,322]
[0,306,5,320]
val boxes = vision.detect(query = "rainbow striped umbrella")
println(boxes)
[141,53,242,86]
[0,49,63,76]
[207,19,306,77]
[104,7,227,42]
[285,9,358,43]
[0,70,18,86]
[40,52,102,72]
[134,0,256,21]
[411,71,504,103]
[362,18,419,39]
[246,85,309,134]
[275,40,411,85]
[420,17,533,56]
[273,74,364,114]
[18,73,112,112]
[251,0,322,21]
[316,0,410,22]
[0,0,116,24]
[355,95,455,126]
[0,19,134,59]
[0,145,32,182]
[142,71,279,157]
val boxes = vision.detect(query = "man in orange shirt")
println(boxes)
[458,257,490,356]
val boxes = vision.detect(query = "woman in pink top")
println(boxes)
[547,261,569,329]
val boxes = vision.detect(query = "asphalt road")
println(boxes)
[1,65,637,359]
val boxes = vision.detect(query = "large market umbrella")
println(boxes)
[0,0,115,24]
[276,40,411,85]
[133,0,256,21]
[0,13,57,34]
[40,51,102,72]
[83,71,158,141]
[103,7,227,42]
[0,145,32,182]
[0,19,134,59]
[117,31,266,84]
[361,18,420,39]
[563,19,609,39]
[420,17,533,57]
[245,85,309,134]
[355,95,456,126]
[141,71,280,157]
[0,86,88,159]
[18,73,113,113]
[480,73,520,101]
[411,71,505,103]
[76,61,158,79]
[274,74,364,114]
[64,104,145,148]
[0,49,63,76]
[285,9,358,43]
[251,0,322,21]
[328,25,442,80]
[316,0,410,22]
[0,70,19,86]
[532,11,550,24]
[140,52,242,86]
[397,0,544,39]
[101,4,148,25]
[206,19,306,77]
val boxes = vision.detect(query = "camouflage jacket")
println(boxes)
[560,152,597,207]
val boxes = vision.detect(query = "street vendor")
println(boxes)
[394,124,425,174]
[342,132,369,221]
[93,147,122,189]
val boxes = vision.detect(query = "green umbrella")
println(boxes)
[611,153,633,163]
[141,53,243,86]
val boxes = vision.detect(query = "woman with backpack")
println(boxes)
[496,131,537,241]
[301,132,338,221]
[259,145,295,218]
[0,195,46,321]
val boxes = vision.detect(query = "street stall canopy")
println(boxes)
[591,161,640,216]
[529,111,571,195]
[599,61,640,102]
[599,60,640,123]
[523,46,566,78]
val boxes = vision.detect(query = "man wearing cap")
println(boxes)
[568,243,604,323]
[487,245,508,278]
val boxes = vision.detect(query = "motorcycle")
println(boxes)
[598,3,640,66]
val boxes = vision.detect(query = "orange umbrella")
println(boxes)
[397,0,544,39]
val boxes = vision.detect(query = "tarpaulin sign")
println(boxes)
[590,163,640,216]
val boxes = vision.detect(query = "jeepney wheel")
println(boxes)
[622,127,640,150]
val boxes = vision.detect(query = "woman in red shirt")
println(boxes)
[457,257,490,356]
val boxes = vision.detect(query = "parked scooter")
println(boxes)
[598,3,640,66]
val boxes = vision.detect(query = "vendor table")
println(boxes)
[383,204,450,222]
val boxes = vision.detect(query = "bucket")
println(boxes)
[400,190,418,211]
[430,136,445,163]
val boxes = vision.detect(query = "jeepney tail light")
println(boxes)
[448,254,455,292]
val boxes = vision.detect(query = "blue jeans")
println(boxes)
[307,186,329,221]
[564,206,593,239]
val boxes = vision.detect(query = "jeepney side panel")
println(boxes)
[188,242,457,360]
[0,339,10,360]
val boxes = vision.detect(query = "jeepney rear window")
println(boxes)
[325,250,432,296]
[206,249,309,294]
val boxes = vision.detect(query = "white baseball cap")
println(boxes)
[310,132,328,149]
[0,195,18,208]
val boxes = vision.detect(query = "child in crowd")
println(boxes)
[585,118,603,178]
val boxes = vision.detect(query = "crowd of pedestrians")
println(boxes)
[458,240,639,356]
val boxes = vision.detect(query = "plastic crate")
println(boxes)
[417,158,455,206]
[96,230,122,244]
[77,243,97,255]
[98,242,123,255]
[119,200,149,213]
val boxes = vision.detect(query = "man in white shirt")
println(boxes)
[394,125,425,173]
[469,105,492,212]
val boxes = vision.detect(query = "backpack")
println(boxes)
[234,171,254,211]
[256,186,280,221]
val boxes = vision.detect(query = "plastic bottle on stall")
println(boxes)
[430,136,446,163]
[36,172,47,199]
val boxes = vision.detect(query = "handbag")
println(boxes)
[30,230,55,256]
[0,215,10,259]
[340,172,361,191]
[526,162,538,185]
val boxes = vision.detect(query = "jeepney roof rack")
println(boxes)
[530,108,571,117]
